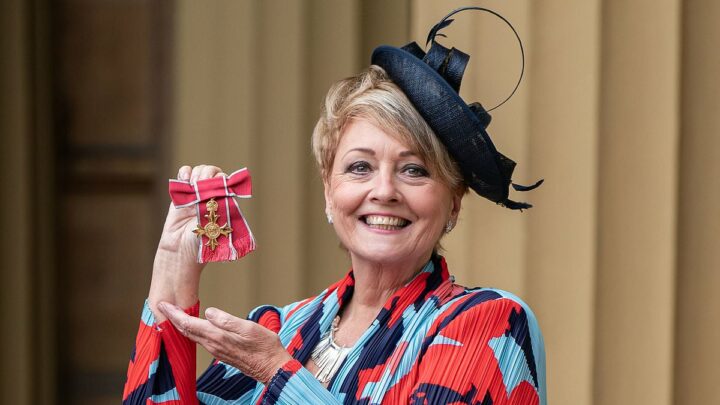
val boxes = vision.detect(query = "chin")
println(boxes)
[350,244,425,267]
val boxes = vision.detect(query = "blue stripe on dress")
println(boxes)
[149,387,179,402]
[198,388,255,404]
[141,300,156,327]
[488,335,534,397]
[494,289,547,405]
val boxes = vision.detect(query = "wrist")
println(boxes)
[154,247,204,274]
[261,351,294,385]
[149,248,203,311]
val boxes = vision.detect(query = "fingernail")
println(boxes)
[158,302,167,312]
[205,308,217,319]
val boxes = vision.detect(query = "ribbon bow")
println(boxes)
[168,168,256,263]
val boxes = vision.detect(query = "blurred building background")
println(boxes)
[1,0,718,404]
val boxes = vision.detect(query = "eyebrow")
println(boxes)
[342,148,417,158]
[344,148,375,156]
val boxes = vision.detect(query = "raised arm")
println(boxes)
[123,165,228,404]
[148,165,224,320]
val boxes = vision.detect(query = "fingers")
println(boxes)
[177,165,191,181]
[158,302,244,366]
[205,307,247,334]
[200,165,222,180]
[158,302,290,383]
[190,165,204,183]
[158,301,219,342]
[182,165,224,184]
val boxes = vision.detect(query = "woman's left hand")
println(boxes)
[158,302,293,384]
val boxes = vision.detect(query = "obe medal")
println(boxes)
[193,198,233,251]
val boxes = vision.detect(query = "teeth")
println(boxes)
[364,215,408,227]
[368,224,403,230]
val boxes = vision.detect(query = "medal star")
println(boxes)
[194,198,233,251]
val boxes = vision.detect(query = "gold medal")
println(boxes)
[194,198,233,250]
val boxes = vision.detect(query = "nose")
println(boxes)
[368,168,400,203]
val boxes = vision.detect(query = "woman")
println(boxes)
[123,8,545,405]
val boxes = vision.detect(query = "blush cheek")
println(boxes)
[327,181,369,252]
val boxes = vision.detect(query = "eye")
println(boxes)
[347,161,372,175]
[402,164,429,178]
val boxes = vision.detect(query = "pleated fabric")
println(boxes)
[122,255,546,404]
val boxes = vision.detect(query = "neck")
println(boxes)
[343,252,433,317]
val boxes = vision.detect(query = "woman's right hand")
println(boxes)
[156,165,227,268]
[149,165,226,320]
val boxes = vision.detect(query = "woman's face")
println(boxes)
[325,118,461,268]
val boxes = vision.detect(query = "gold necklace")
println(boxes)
[310,315,351,384]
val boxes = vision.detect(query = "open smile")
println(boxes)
[359,214,412,231]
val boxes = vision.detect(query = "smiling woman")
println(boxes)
[123,7,545,405]
[324,118,460,270]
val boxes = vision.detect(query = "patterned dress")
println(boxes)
[123,255,546,404]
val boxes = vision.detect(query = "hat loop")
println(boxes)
[422,42,470,93]
[427,6,526,112]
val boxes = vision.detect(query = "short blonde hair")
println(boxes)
[311,65,468,196]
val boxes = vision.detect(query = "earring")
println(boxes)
[327,213,333,224]
[444,220,454,233]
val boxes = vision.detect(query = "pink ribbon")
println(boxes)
[168,168,255,263]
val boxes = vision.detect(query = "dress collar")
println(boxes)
[285,255,454,362]
[339,255,452,327]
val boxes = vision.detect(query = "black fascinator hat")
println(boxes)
[371,7,542,210]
